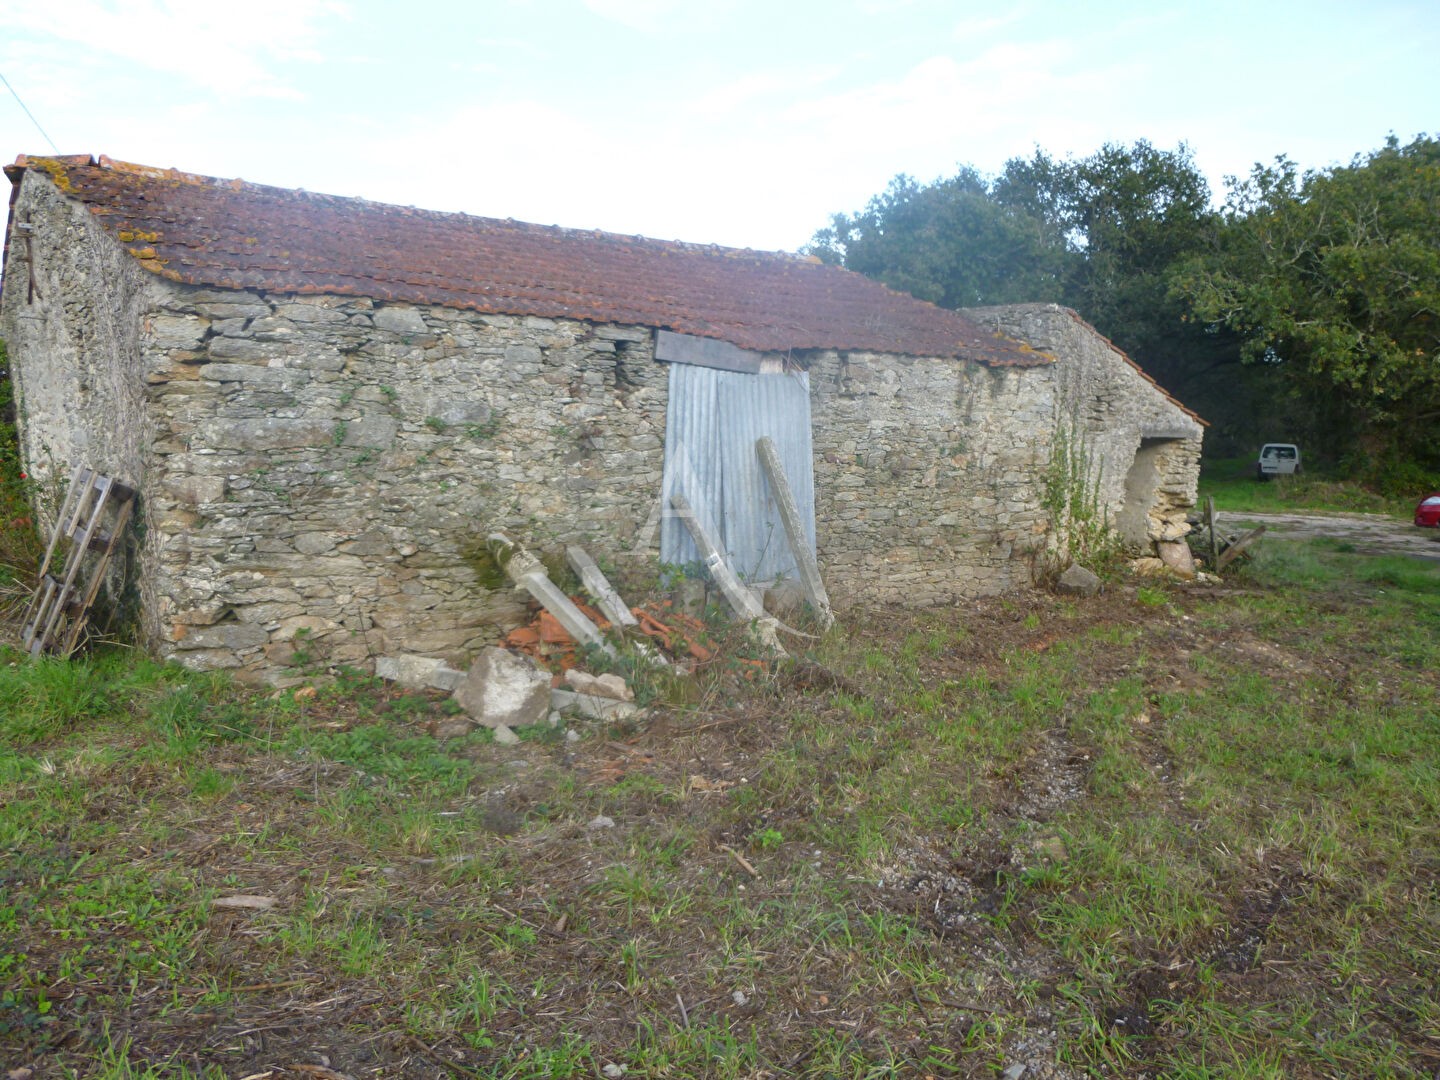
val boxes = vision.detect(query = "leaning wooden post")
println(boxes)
[565,546,638,628]
[488,533,615,658]
[669,493,787,658]
[1215,524,1266,571]
[755,436,833,629]
[565,545,673,670]
[1205,495,1218,568]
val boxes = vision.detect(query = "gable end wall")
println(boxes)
[1,169,163,635]
[963,304,1203,545]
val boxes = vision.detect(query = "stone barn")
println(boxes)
[1,154,1203,679]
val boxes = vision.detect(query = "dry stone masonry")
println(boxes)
[1,159,1204,682]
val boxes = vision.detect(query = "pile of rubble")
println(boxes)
[374,645,643,745]
[498,599,714,671]
[371,523,818,742]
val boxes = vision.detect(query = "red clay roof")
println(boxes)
[6,154,1048,366]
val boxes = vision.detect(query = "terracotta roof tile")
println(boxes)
[6,155,1048,367]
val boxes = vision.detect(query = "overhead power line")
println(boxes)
[0,69,61,155]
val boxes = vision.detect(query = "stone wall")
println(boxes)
[134,287,1065,674]
[4,174,1201,680]
[808,350,1055,605]
[138,284,668,676]
[1,169,153,504]
[963,304,1203,546]
[0,168,162,628]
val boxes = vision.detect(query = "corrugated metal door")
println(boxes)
[660,364,815,582]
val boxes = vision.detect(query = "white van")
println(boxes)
[1257,443,1301,478]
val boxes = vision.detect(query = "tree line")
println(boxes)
[807,135,1440,487]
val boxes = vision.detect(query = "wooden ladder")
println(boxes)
[22,466,137,658]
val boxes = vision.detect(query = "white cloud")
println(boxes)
[579,0,683,33]
[271,36,1155,252]
[950,11,1025,41]
[0,0,347,99]
[690,66,843,118]
[851,0,919,13]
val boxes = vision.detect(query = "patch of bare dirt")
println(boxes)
[1218,509,1440,561]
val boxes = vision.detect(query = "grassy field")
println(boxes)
[2,538,1439,1078]
[1198,457,1418,517]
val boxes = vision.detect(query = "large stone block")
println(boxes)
[375,654,462,691]
[342,414,399,449]
[503,344,542,366]
[162,475,227,505]
[1056,563,1101,597]
[275,303,350,324]
[200,417,333,450]
[173,621,269,651]
[203,363,302,388]
[196,302,271,320]
[148,314,208,349]
[207,337,279,361]
[454,647,551,730]
[372,306,429,334]
[172,648,243,671]
[1156,541,1197,579]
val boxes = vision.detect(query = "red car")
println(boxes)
[1416,493,1440,527]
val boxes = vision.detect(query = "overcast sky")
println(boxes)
[1,0,1435,252]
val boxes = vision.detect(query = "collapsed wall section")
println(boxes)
[808,349,1054,605]
[139,286,669,677]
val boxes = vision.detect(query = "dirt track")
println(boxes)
[1216,508,1440,561]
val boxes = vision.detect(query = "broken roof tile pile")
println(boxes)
[7,154,1046,367]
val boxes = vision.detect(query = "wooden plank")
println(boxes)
[669,492,786,658]
[61,495,134,656]
[23,577,57,654]
[655,330,764,374]
[488,533,615,658]
[62,469,99,537]
[23,466,87,651]
[566,546,638,627]
[39,479,111,652]
[755,436,832,629]
[1216,524,1266,571]
[1205,495,1218,567]
[22,468,139,657]
[35,466,84,581]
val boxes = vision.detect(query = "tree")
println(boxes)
[806,167,1074,309]
[1172,135,1440,467]
[809,143,1247,444]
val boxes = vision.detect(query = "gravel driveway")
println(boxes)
[1215,509,1440,562]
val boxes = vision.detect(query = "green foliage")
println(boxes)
[1173,134,1440,467]
[1042,426,1122,572]
[4,544,1439,1076]
[1199,457,1413,516]
[807,167,1073,307]
[810,140,1250,449]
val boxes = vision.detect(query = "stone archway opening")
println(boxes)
[1115,437,1175,549]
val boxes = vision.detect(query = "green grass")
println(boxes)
[2,540,1439,1075]
[1200,455,1415,517]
